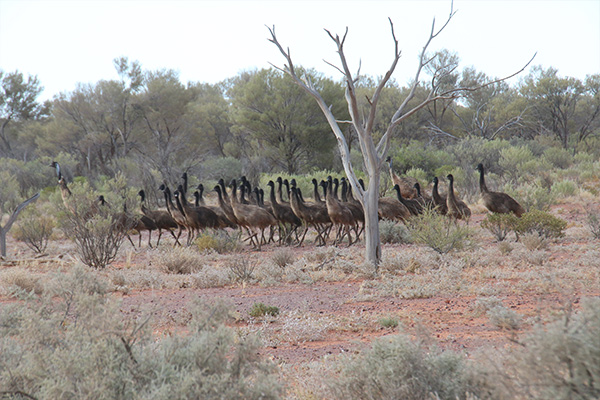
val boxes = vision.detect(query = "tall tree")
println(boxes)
[268,2,533,266]
[520,66,600,150]
[0,71,49,157]
[228,68,343,173]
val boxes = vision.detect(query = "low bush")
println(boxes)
[379,220,411,244]
[488,298,600,399]
[327,333,479,399]
[12,207,54,253]
[271,248,295,269]
[481,213,519,242]
[407,209,476,254]
[228,257,257,282]
[587,211,600,239]
[515,209,567,239]
[157,247,204,274]
[195,230,241,254]
[0,265,282,399]
[249,302,280,318]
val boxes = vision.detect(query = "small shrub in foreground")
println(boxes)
[195,230,241,254]
[12,209,54,253]
[328,333,479,399]
[407,209,476,254]
[488,298,600,399]
[379,220,411,244]
[271,248,295,269]
[378,316,399,329]
[587,211,600,239]
[249,302,280,318]
[0,265,282,399]
[157,246,204,274]
[228,257,257,282]
[481,213,519,242]
[515,209,567,239]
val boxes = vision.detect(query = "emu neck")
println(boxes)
[479,169,489,193]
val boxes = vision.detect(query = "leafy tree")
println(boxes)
[0,70,49,157]
[454,67,525,140]
[228,68,342,174]
[135,69,202,181]
[186,82,233,158]
[520,66,600,150]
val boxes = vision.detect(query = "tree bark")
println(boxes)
[0,193,40,258]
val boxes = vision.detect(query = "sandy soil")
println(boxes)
[2,202,599,368]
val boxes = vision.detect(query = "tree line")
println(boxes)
[1,53,599,190]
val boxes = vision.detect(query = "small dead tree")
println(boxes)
[267,1,534,268]
[0,193,40,258]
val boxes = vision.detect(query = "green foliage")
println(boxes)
[551,179,578,198]
[157,247,204,274]
[499,145,534,181]
[481,213,519,242]
[490,298,600,399]
[249,302,280,318]
[195,230,241,254]
[390,141,454,176]
[228,257,257,283]
[199,156,243,183]
[379,220,411,244]
[228,68,342,174]
[0,168,20,214]
[0,265,282,399]
[407,209,476,254]
[271,248,295,268]
[587,211,600,239]
[55,181,133,269]
[515,209,567,239]
[12,206,54,253]
[329,333,479,400]
[378,317,399,329]
[543,146,573,168]
[515,182,557,212]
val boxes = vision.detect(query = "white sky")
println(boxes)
[1,0,599,101]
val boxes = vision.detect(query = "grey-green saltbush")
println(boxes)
[0,265,282,400]
[328,333,479,400]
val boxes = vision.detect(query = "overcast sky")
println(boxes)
[1,0,598,101]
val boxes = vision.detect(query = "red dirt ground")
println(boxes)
[2,202,598,367]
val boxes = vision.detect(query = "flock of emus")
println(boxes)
[50,157,525,249]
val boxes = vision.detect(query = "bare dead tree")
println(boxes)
[267,1,535,267]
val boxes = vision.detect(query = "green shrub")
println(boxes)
[499,145,534,181]
[486,304,523,330]
[516,182,557,212]
[551,179,578,198]
[379,220,411,244]
[195,230,241,254]
[228,257,257,282]
[328,333,479,399]
[249,302,280,318]
[0,265,282,399]
[489,298,600,399]
[157,247,204,274]
[12,207,55,253]
[407,209,476,254]
[481,213,520,242]
[271,248,295,268]
[515,209,567,239]
[543,146,573,169]
[378,317,399,329]
[587,211,600,239]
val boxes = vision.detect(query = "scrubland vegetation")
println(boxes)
[1,49,599,398]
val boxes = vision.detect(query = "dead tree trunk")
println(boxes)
[0,193,40,258]
[267,1,533,268]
